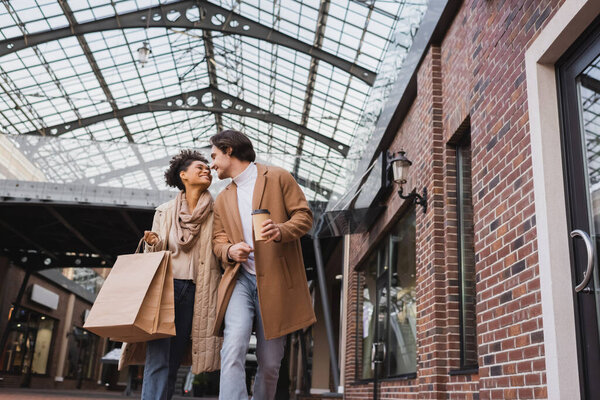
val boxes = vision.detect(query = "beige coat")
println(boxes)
[212,164,316,340]
[119,198,222,374]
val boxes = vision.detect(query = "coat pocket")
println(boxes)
[279,256,294,289]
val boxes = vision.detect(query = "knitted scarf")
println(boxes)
[172,190,213,252]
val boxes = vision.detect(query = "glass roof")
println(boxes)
[0,0,428,203]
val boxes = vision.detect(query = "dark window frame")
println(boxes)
[354,206,417,382]
[454,133,479,371]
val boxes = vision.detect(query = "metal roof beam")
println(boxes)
[45,206,113,264]
[58,0,158,191]
[294,0,330,177]
[23,87,349,156]
[294,175,333,200]
[120,209,143,238]
[202,30,224,132]
[0,0,376,86]
[0,218,59,262]
[58,0,130,142]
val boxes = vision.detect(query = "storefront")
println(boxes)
[0,258,107,390]
[1,306,57,377]
[335,0,600,399]
[357,208,417,382]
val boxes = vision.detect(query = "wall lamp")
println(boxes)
[387,150,427,214]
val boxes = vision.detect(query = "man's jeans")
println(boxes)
[142,279,195,400]
[220,268,286,400]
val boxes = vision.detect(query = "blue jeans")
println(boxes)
[219,268,286,400]
[142,279,195,400]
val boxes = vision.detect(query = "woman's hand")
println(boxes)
[144,231,160,246]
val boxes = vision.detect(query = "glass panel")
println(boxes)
[61,267,107,295]
[331,0,429,201]
[577,52,600,342]
[0,325,32,373]
[457,141,478,367]
[388,209,417,375]
[0,0,431,204]
[359,252,378,379]
[83,334,98,379]
[357,208,417,379]
[376,283,388,379]
[31,317,55,374]
[0,307,54,375]
[65,326,97,380]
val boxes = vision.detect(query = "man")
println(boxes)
[209,130,316,400]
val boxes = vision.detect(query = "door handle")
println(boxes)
[371,343,377,372]
[571,229,595,292]
[371,342,387,364]
[371,343,376,365]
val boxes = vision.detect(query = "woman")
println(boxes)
[118,150,222,400]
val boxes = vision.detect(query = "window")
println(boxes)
[65,326,99,380]
[60,268,106,295]
[456,135,478,368]
[357,208,417,379]
[0,306,56,375]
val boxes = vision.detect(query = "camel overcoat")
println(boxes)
[118,198,222,374]
[212,163,316,340]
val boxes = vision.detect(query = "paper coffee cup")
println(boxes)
[252,209,270,241]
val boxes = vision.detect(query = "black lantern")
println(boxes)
[387,151,427,213]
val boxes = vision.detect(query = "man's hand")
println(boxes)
[261,219,282,243]
[143,231,160,246]
[227,242,254,262]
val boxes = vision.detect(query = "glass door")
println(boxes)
[559,16,600,399]
[372,274,388,400]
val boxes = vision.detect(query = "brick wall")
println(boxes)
[343,0,566,398]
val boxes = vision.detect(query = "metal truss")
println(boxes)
[294,175,333,200]
[294,0,330,177]
[70,151,334,199]
[0,0,376,86]
[201,30,224,133]
[0,179,173,208]
[45,205,113,264]
[23,86,350,155]
[57,0,158,190]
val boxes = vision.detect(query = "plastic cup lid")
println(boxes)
[251,209,270,215]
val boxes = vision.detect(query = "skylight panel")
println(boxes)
[0,0,430,200]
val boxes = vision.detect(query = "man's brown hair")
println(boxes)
[210,129,256,162]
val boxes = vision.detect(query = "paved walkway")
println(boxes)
[0,388,218,399]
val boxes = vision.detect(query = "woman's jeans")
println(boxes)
[219,268,286,400]
[142,279,195,400]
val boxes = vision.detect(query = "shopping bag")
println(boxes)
[83,239,176,342]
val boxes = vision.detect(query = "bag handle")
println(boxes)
[135,238,145,254]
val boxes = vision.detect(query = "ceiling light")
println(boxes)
[137,42,152,66]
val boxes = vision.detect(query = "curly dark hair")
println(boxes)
[164,149,209,191]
